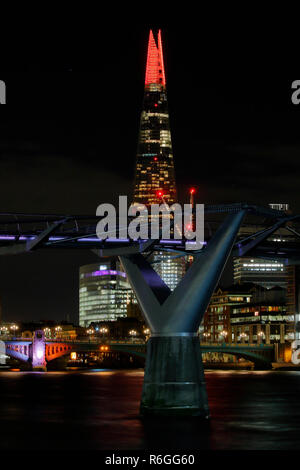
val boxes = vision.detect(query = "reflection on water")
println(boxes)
[0,369,300,450]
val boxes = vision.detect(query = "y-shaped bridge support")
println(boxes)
[119,211,246,417]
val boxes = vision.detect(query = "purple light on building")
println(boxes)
[77,237,101,242]
[85,270,126,278]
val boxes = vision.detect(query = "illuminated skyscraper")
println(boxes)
[133,29,177,207]
[234,204,289,290]
[233,257,287,289]
[132,29,186,291]
[79,260,134,327]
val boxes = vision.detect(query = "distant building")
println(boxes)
[133,29,177,208]
[89,317,146,340]
[53,324,77,341]
[79,260,135,327]
[286,265,300,340]
[269,203,290,212]
[230,286,294,344]
[79,30,183,328]
[233,257,286,289]
[150,251,187,291]
[233,203,290,290]
[202,284,253,343]
[202,284,294,345]
[133,29,186,291]
[126,299,144,323]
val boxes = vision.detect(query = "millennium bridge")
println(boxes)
[1,203,300,417]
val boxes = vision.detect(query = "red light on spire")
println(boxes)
[145,30,166,86]
[190,188,196,195]
[157,190,164,198]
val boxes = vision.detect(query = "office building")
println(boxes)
[79,260,134,327]
[79,30,185,325]
[133,29,186,290]
[233,258,286,289]
[233,203,290,289]
[149,251,187,291]
[133,29,177,208]
[202,284,294,345]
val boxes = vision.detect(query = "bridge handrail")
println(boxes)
[200,342,274,349]
[3,338,274,350]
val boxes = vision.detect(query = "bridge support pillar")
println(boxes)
[117,211,246,417]
[141,335,208,416]
[31,330,47,371]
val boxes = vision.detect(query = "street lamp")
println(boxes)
[129,329,137,340]
[99,327,109,337]
[240,332,248,343]
[220,330,228,342]
[203,332,211,342]
[54,326,62,339]
[43,327,51,338]
[258,331,265,343]
[0,326,8,335]
[143,328,150,341]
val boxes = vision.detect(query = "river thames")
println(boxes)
[0,369,300,451]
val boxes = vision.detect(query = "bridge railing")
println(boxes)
[46,338,146,344]
[3,337,274,349]
[3,337,32,342]
[200,342,274,349]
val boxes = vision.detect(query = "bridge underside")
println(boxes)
[115,211,247,417]
[0,204,298,416]
[5,339,275,372]
[109,343,274,369]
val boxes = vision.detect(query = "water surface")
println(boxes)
[0,369,300,450]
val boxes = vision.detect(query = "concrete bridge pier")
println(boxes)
[31,330,47,371]
[141,334,208,417]
[120,211,246,417]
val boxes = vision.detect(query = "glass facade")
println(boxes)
[133,30,177,208]
[79,30,183,327]
[233,257,287,289]
[150,251,187,291]
[234,204,289,290]
[132,29,186,290]
[79,261,134,327]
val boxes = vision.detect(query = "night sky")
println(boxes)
[0,18,299,323]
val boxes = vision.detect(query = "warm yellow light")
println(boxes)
[129,330,137,336]
[70,352,77,360]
